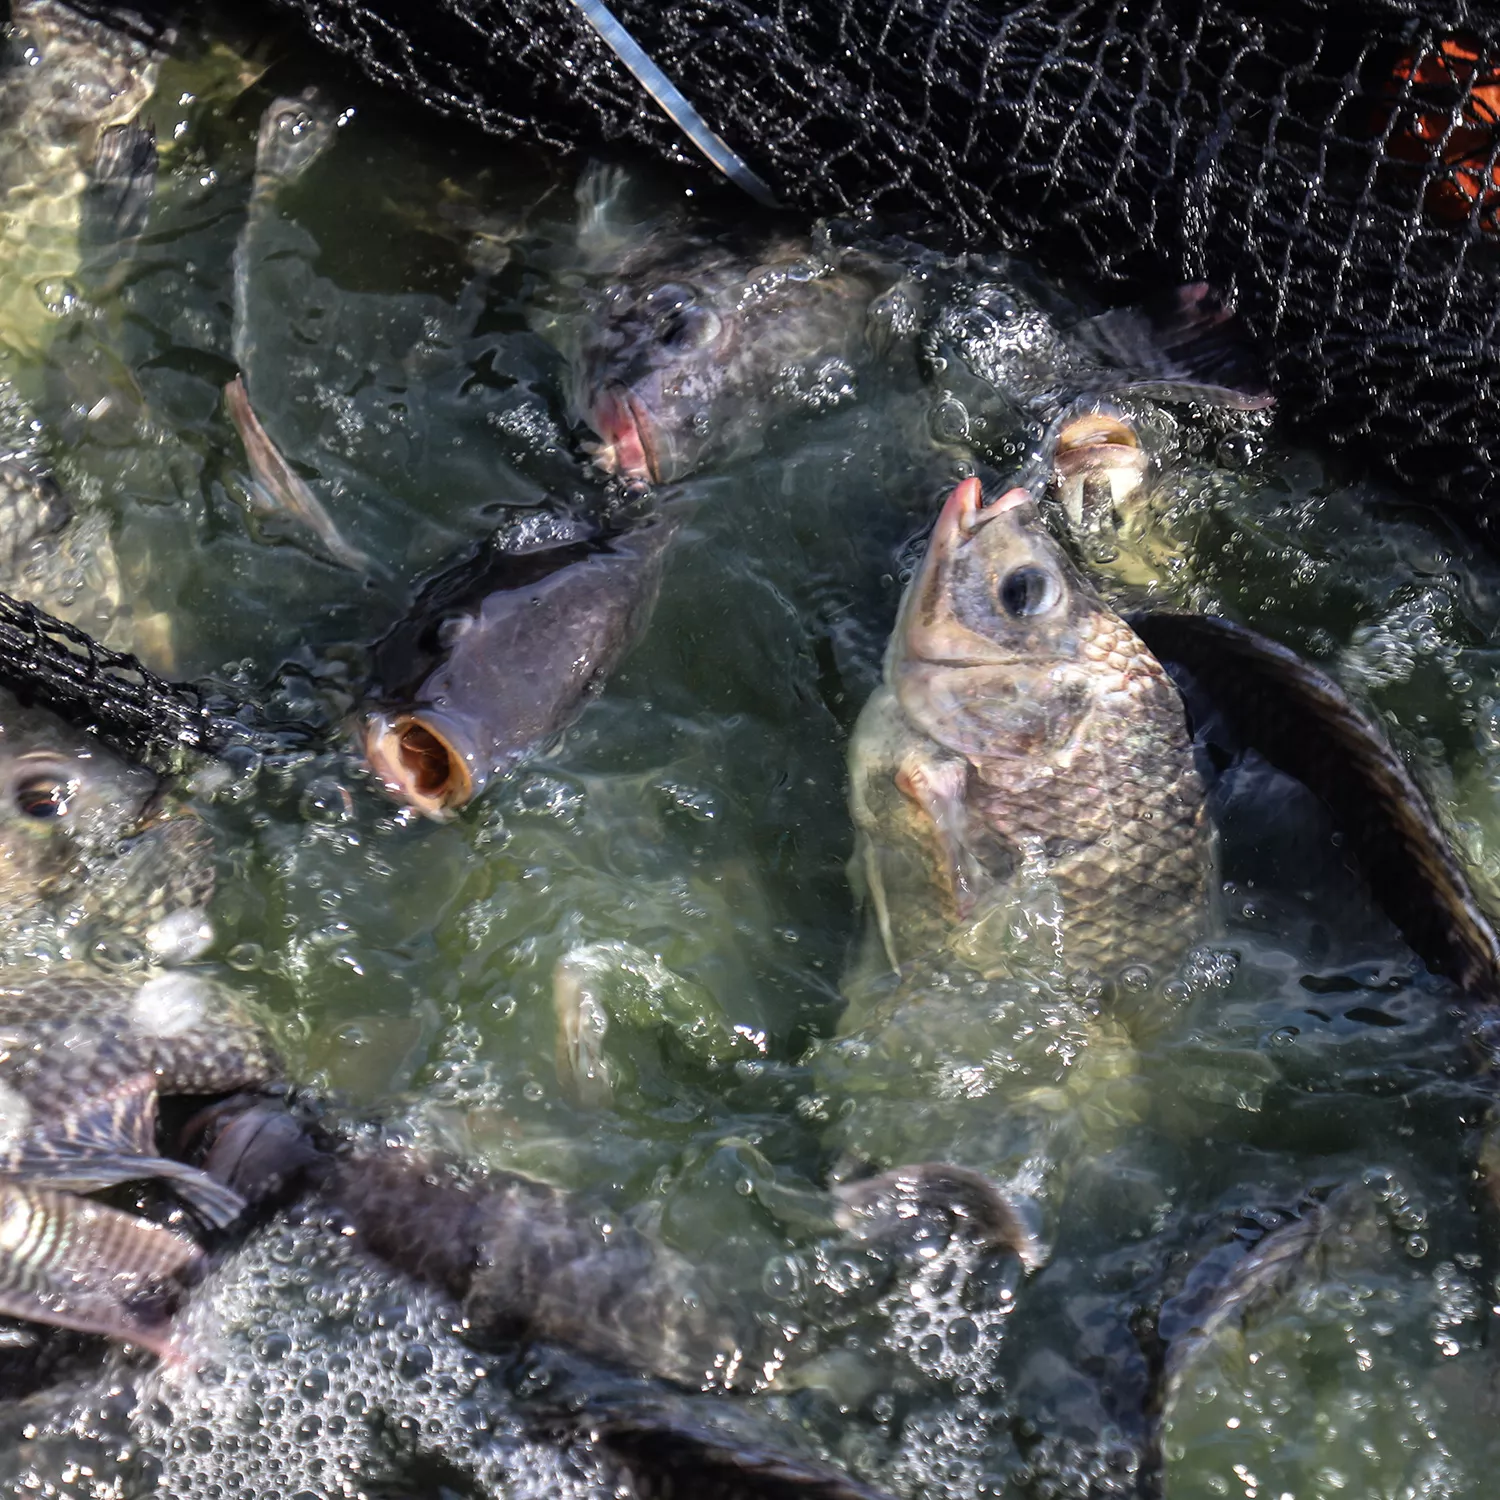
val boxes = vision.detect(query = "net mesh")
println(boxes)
[0,590,276,772]
[265,0,1500,521]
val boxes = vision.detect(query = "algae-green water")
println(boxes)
[7,9,1500,1498]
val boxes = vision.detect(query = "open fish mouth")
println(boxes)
[361,711,480,820]
[588,383,661,483]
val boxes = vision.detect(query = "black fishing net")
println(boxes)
[266,0,1500,521]
[0,591,274,772]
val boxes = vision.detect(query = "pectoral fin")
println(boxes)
[0,1179,198,1354]
[895,752,985,919]
[16,1075,246,1228]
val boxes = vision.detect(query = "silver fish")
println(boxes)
[0,682,214,968]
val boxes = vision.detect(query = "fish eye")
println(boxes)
[998,565,1061,618]
[659,305,721,352]
[14,775,73,819]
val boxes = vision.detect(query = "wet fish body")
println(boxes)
[0,969,276,1350]
[223,375,370,572]
[0,682,214,966]
[570,190,895,483]
[225,91,369,571]
[851,479,1210,982]
[362,509,677,817]
[0,457,131,655]
[0,1,163,363]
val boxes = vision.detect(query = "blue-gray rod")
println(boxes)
[569,0,779,207]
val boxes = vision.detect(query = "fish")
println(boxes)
[566,172,897,483]
[0,967,277,1352]
[0,680,215,968]
[224,90,370,572]
[0,456,135,658]
[848,478,1211,983]
[0,1106,904,1500]
[0,1,164,366]
[926,281,1273,590]
[222,375,371,572]
[0,3,170,662]
[0,682,278,1352]
[361,507,677,818]
[802,476,1213,1347]
[925,280,1271,426]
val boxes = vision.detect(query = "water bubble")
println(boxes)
[299,778,354,824]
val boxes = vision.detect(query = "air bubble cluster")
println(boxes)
[0,1210,620,1500]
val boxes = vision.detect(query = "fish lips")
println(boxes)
[361,708,489,821]
[588,382,665,484]
[899,480,1043,670]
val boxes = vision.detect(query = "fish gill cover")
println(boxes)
[250,0,1500,525]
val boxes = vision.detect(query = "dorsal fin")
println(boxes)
[1129,610,1500,997]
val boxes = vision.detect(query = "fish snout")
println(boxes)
[361,710,488,821]
[1052,409,1149,529]
[587,382,661,484]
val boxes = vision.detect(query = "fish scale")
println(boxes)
[825,479,1211,1295]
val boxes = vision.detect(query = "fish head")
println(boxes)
[359,521,671,821]
[0,691,214,960]
[361,705,484,822]
[892,479,1165,759]
[576,274,734,484]
[575,245,875,484]
[1048,400,1151,533]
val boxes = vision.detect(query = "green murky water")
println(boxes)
[8,7,1500,1499]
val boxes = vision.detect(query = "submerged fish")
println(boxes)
[224,90,369,572]
[223,374,370,572]
[362,508,677,818]
[927,281,1272,590]
[0,455,138,655]
[0,681,214,967]
[565,174,896,483]
[0,1,162,364]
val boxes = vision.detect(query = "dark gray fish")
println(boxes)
[1130,610,1500,996]
[324,1139,735,1387]
[568,174,895,483]
[80,119,157,247]
[166,1097,896,1497]
[361,509,677,818]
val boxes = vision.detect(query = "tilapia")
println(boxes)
[0,677,280,1352]
[0,1,163,365]
[564,172,897,483]
[361,507,677,818]
[0,968,276,1351]
[0,456,136,655]
[926,280,1273,591]
[224,89,369,571]
[849,478,1210,982]
[0,681,214,967]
